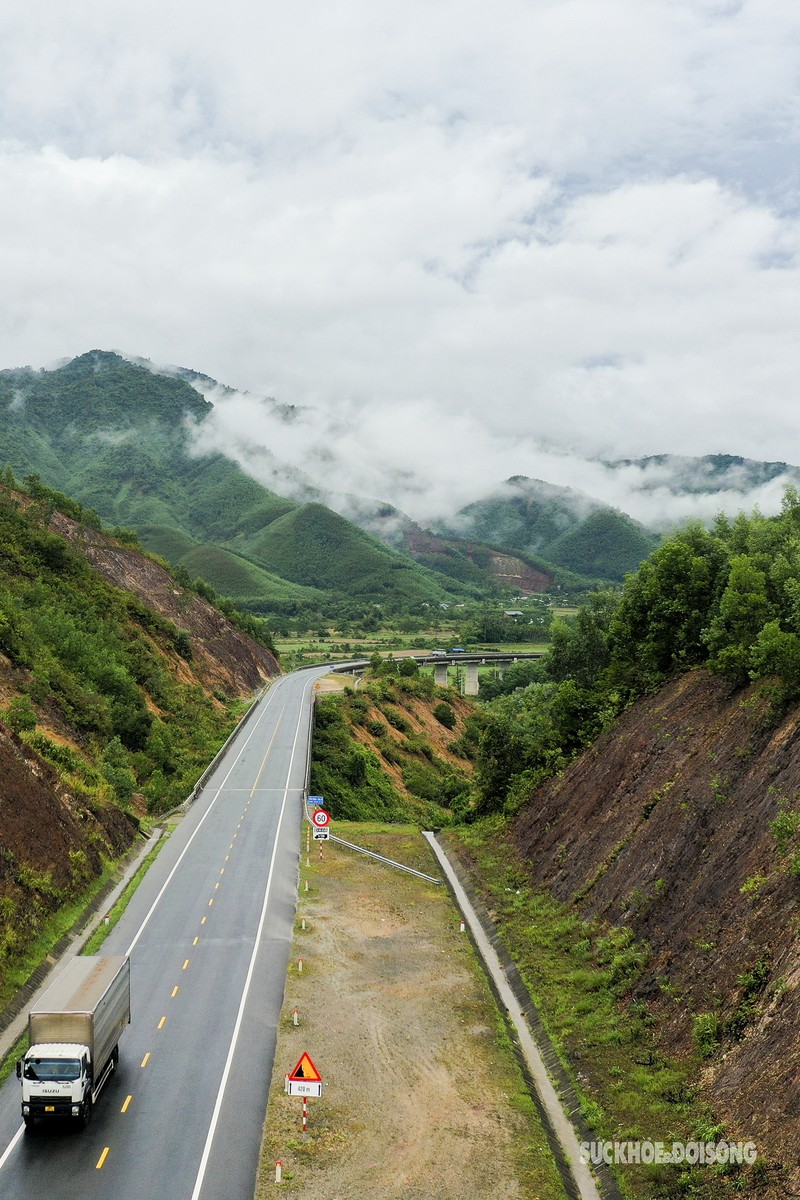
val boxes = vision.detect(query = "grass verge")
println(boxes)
[83,832,169,954]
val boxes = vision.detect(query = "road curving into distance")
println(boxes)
[0,665,331,1200]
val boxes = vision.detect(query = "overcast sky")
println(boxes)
[2,1,800,524]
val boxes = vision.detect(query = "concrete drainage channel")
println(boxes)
[326,833,442,884]
[424,831,622,1200]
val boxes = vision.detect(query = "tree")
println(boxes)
[608,523,728,689]
[703,555,772,684]
[749,620,800,701]
[546,590,618,689]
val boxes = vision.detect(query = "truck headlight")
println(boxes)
[71,1105,80,1116]
[22,1105,29,1116]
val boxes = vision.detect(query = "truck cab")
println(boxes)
[18,1042,94,1125]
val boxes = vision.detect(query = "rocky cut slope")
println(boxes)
[509,669,800,1190]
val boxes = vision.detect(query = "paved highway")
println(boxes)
[0,666,327,1200]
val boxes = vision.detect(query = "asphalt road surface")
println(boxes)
[0,666,328,1200]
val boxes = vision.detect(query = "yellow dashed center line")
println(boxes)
[158,1016,166,1030]
[193,936,199,946]
[121,1095,132,1114]
[208,898,214,907]
[171,986,179,998]
[201,915,207,925]
[96,1147,110,1170]
[141,1053,151,1069]
[184,957,191,968]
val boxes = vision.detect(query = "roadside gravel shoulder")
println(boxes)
[255,824,569,1200]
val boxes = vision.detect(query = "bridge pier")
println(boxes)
[464,661,479,696]
[434,662,449,687]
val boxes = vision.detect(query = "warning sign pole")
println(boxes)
[302,1096,308,1137]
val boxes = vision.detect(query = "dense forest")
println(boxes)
[464,490,800,815]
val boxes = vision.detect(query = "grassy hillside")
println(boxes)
[309,661,475,826]
[244,503,456,604]
[0,351,484,617]
[544,507,658,579]
[0,480,265,813]
[438,475,659,582]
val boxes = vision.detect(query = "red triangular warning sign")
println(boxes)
[288,1052,322,1082]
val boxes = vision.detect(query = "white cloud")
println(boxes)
[1,0,800,527]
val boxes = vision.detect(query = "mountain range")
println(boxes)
[1,350,795,618]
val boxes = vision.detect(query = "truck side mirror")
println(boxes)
[15,1061,21,1079]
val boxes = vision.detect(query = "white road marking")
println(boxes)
[124,688,283,958]
[189,676,315,1200]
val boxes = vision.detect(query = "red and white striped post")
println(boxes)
[292,1008,299,1026]
[275,1159,283,1183]
[302,1097,308,1137]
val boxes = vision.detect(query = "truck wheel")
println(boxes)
[79,1099,92,1128]
[23,1115,35,1132]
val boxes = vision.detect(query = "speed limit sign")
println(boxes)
[311,808,330,828]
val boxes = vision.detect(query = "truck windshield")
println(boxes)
[24,1058,81,1081]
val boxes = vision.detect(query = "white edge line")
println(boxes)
[124,686,282,957]
[188,676,313,1200]
[0,680,284,1168]
[0,1127,23,1173]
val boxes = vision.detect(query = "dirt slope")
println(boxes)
[49,511,279,693]
[509,669,800,1190]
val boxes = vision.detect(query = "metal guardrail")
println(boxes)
[326,834,442,885]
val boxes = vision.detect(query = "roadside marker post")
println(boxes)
[275,1159,282,1184]
[293,1008,299,1026]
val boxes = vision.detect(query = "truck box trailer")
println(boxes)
[17,955,130,1129]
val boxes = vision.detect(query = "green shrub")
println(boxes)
[692,1012,720,1058]
[5,695,37,733]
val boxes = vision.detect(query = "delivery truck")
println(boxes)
[17,955,130,1129]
